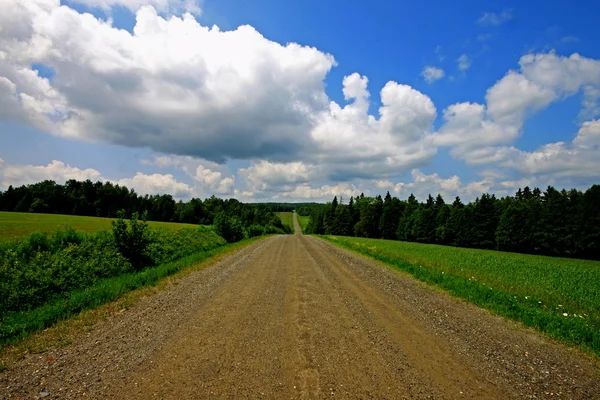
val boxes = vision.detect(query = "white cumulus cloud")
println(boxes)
[275,183,365,202]
[374,169,540,202]
[139,155,235,195]
[0,160,103,188]
[0,1,335,162]
[421,66,445,83]
[0,158,200,198]
[434,51,600,182]
[309,73,437,180]
[239,160,316,192]
[375,169,490,201]
[499,120,600,179]
[115,173,193,197]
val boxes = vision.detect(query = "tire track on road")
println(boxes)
[300,235,502,399]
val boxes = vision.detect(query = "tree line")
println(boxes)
[250,202,321,216]
[306,185,600,260]
[0,179,289,233]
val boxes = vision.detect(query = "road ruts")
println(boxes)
[2,212,599,399]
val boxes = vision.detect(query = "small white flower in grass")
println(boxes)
[563,313,568,317]
[525,296,529,300]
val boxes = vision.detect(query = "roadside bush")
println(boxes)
[0,218,227,317]
[146,228,226,265]
[263,225,287,235]
[213,212,244,243]
[197,225,215,232]
[0,230,130,314]
[112,210,153,271]
[246,225,265,238]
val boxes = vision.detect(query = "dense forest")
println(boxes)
[306,185,600,260]
[0,179,289,233]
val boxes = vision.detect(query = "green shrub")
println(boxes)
[246,225,266,238]
[0,230,130,314]
[197,225,215,232]
[0,219,227,317]
[21,232,52,257]
[263,225,286,235]
[111,210,153,271]
[146,228,226,265]
[213,212,244,243]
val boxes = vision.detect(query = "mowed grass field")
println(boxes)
[324,236,600,356]
[276,212,294,231]
[0,212,200,241]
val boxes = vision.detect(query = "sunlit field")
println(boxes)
[0,212,200,241]
[297,215,310,232]
[276,212,294,231]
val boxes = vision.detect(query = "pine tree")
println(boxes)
[538,186,570,255]
[580,185,600,259]
[397,194,419,241]
[435,202,450,244]
[445,196,464,245]
[496,189,541,253]
[348,196,359,234]
[379,192,402,240]
[335,205,352,236]
[471,193,499,249]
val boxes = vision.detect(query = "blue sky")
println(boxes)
[1,0,599,201]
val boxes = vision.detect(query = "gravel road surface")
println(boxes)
[2,213,599,399]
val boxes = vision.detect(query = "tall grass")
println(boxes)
[323,236,600,357]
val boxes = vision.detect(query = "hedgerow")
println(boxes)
[0,215,225,316]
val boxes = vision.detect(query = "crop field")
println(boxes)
[276,212,294,231]
[297,215,310,232]
[0,212,201,241]
[323,235,600,356]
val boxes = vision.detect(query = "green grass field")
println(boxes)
[0,212,201,241]
[323,235,600,356]
[297,215,310,233]
[276,212,294,231]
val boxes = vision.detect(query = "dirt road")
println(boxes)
[2,213,599,399]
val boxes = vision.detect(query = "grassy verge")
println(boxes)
[297,215,310,233]
[321,235,600,357]
[276,212,294,231]
[0,237,264,349]
[0,211,205,241]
